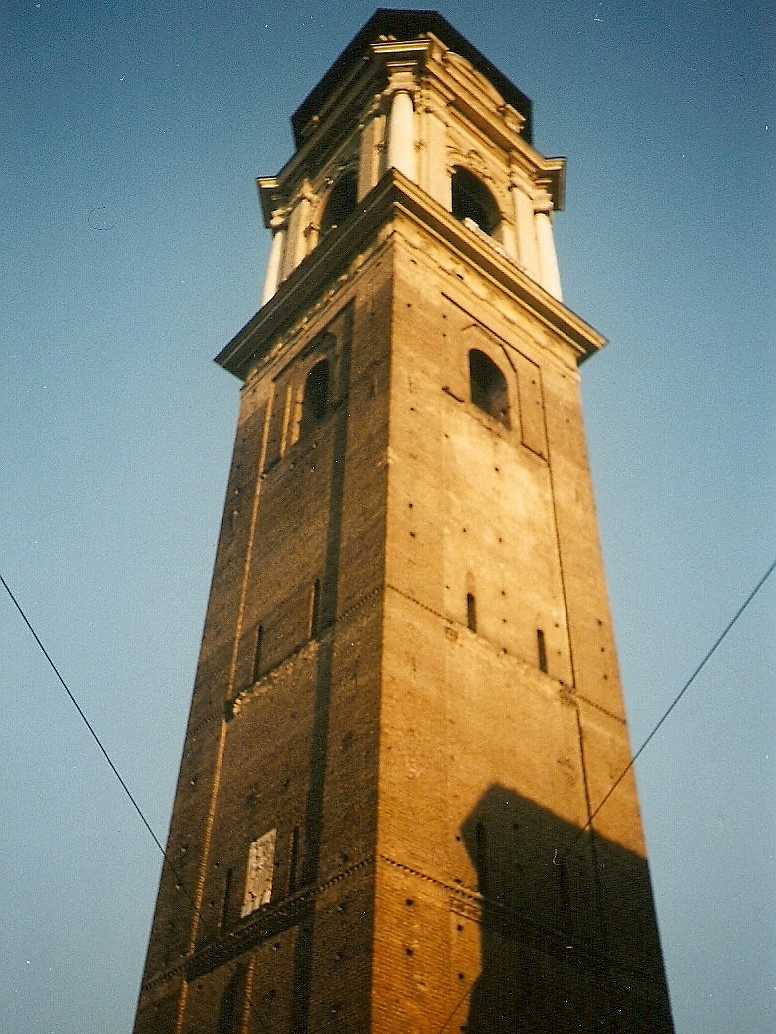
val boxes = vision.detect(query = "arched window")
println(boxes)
[451,167,500,236]
[300,358,329,435]
[469,349,510,427]
[320,170,357,236]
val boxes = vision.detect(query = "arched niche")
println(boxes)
[451,166,502,238]
[319,169,357,237]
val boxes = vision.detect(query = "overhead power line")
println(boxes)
[571,555,776,847]
[2,554,774,1025]
[3,558,774,855]
[0,570,272,1027]
[0,571,173,861]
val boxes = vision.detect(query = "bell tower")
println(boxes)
[133,10,675,1033]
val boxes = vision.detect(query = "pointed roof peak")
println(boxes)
[291,8,533,146]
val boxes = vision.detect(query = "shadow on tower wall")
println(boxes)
[460,785,674,1034]
[290,309,354,1034]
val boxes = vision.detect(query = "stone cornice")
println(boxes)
[139,858,375,992]
[216,170,604,381]
[139,846,656,993]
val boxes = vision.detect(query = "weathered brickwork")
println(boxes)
[133,11,674,1033]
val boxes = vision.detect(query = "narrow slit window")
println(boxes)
[288,825,300,895]
[537,628,548,673]
[300,358,330,436]
[469,349,510,427]
[309,579,321,638]
[220,867,233,930]
[466,593,477,632]
[252,624,264,683]
[475,820,489,897]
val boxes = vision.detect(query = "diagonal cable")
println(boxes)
[560,555,776,860]
[1,571,172,861]
[1,570,273,1029]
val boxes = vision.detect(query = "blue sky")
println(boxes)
[2,2,773,1032]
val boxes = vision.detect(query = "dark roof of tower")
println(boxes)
[291,8,533,146]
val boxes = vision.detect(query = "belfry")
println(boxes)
[133,10,675,1032]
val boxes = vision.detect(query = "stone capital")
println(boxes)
[384,74,417,99]
[534,195,554,216]
[371,38,430,92]
[257,176,293,229]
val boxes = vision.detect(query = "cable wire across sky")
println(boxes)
[3,555,773,879]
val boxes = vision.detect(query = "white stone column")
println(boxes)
[387,89,416,181]
[358,104,384,200]
[279,197,305,282]
[500,221,519,263]
[281,190,314,283]
[422,102,449,208]
[261,217,286,305]
[534,201,563,301]
[511,181,540,281]
[293,193,312,266]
